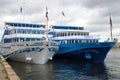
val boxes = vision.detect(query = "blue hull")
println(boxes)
[54,42,115,62]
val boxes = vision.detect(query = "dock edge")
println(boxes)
[0,55,20,80]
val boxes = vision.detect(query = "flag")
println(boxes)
[46,7,49,20]
[62,11,65,17]
[20,6,22,13]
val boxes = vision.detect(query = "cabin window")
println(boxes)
[64,33,66,36]
[71,33,73,36]
[87,33,89,36]
[4,39,11,43]
[75,40,78,43]
[59,33,61,36]
[32,30,36,34]
[26,38,30,41]
[23,30,26,34]
[63,33,64,36]
[31,38,35,41]
[57,34,59,37]
[13,38,19,42]
[64,33,67,36]
[89,40,91,43]
[36,39,40,41]
[20,38,24,42]
[83,33,84,36]
[72,40,74,43]
[75,33,77,35]
[61,33,63,36]
[82,40,86,43]
[31,48,36,52]
[22,24,25,27]
[65,40,67,44]
[41,32,44,34]
[79,40,82,43]
[93,40,98,43]
[36,31,40,34]
[17,30,22,33]
[63,33,65,36]
[96,40,98,43]
[61,41,64,44]
[26,30,31,34]
[81,33,83,36]
[65,33,67,36]
[62,33,64,36]
[59,33,60,36]
[10,30,16,34]
[30,25,32,27]
[26,48,31,52]
[26,24,29,27]
[14,24,17,26]
[67,40,69,44]
[33,25,36,28]
[69,40,71,44]
[18,24,21,27]
[68,33,70,36]
[86,40,89,43]
[90,40,93,43]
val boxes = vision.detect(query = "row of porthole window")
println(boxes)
[60,40,98,44]
[57,32,89,37]
[4,38,44,43]
[6,24,45,28]
[10,29,45,34]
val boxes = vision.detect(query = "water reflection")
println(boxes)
[8,59,108,80]
[53,60,108,80]
[8,61,55,80]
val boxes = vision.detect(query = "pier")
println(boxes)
[114,42,120,48]
[0,55,20,80]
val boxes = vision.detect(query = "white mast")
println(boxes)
[110,16,113,40]
[45,7,49,41]
[20,2,25,22]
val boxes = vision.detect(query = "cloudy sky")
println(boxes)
[0,0,120,41]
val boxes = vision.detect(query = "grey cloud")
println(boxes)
[81,0,120,8]
[81,0,120,17]
[0,0,120,39]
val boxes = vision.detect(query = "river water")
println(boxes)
[8,49,120,80]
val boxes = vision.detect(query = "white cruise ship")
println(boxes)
[0,22,59,64]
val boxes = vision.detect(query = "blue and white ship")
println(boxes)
[0,21,115,62]
[49,25,115,62]
[0,22,59,64]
